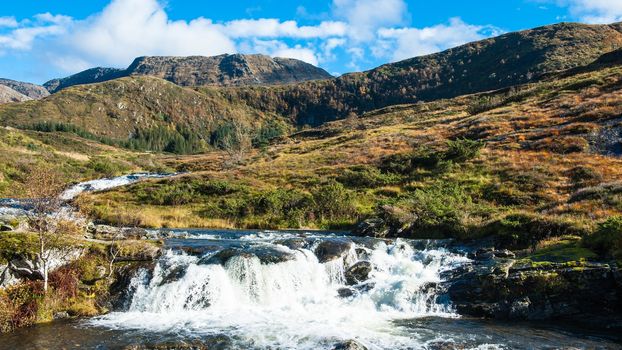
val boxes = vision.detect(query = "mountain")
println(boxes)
[0,85,31,104]
[0,78,49,99]
[220,22,622,126]
[43,54,333,93]
[43,67,126,93]
[125,54,333,86]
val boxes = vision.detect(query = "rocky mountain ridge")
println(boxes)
[43,54,333,93]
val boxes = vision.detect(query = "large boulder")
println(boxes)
[345,261,372,285]
[314,239,353,263]
[333,339,368,350]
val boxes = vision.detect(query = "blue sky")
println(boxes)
[0,0,620,84]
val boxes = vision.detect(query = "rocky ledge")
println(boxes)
[445,248,622,330]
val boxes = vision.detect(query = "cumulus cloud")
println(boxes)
[0,17,18,28]
[378,18,503,61]
[553,0,622,23]
[332,0,408,42]
[0,0,502,80]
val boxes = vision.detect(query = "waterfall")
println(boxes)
[92,236,470,349]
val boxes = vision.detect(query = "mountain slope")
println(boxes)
[43,67,126,93]
[0,78,49,99]
[43,54,333,93]
[220,22,622,126]
[0,85,31,104]
[0,76,285,152]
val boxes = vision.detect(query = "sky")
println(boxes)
[0,0,621,84]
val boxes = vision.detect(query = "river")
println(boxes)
[1,229,620,349]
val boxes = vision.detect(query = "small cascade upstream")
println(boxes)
[92,234,471,349]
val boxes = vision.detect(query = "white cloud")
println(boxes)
[240,39,319,65]
[553,0,622,23]
[0,16,18,28]
[378,18,503,62]
[332,0,408,41]
[220,19,347,39]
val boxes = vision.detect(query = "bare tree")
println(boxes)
[217,119,252,166]
[24,165,70,292]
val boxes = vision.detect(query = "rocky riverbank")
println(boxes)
[444,248,622,332]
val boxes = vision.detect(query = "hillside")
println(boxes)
[220,22,622,126]
[0,76,287,153]
[78,56,622,247]
[43,54,333,93]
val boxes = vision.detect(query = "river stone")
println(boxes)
[123,335,232,350]
[158,265,187,286]
[315,239,353,263]
[274,237,307,250]
[345,261,372,285]
[337,287,356,298]
[333,339,368,350]
[198,249,255,265]
[253,247,296,264]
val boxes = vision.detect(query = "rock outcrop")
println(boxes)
[43,54,332,92]
[126,54,333,87]
[0,85,31,104]
[0,78,49,99]
[43,67,126,93]
[446,250,622,328]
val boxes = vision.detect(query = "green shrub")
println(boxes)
[444,138,485,162]
[583,216,622,262]
[336,165,402,188]
[312,181,356,221]
[485,214,588,250]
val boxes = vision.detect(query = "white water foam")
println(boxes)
[60,173,175,200]
[91,239,470,349]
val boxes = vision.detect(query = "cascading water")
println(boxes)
[91,233,472,349]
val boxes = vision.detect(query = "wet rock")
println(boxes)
[254,247,296,264]
[158,265,187,286]
[109,262,155,311]
[198,248,255,265]
[354,281,375,293]
[123,335,232,350]
[315,239,353,263]
[352,218,386,238]
[345,261,372,285]
[448,259,622,322]
[426,341,467,350]
[333,339,368,350]
[509,297,531,319]
[337,287,356,298]
[274,237,307,250]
